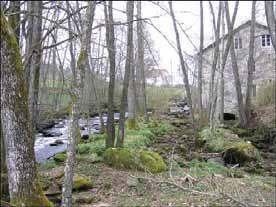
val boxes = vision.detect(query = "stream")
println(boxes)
[35,113,126,162]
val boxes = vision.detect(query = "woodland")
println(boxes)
[0,1,276,207]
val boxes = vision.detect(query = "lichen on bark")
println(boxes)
[0,10,52,207]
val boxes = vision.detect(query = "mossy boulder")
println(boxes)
[197,128,261,165]
[57,175,92,191]
[223,142,261,165]
[53,153,66,163]
[103,148,167,173]
[72,175,93,190]
[73,192,95,204]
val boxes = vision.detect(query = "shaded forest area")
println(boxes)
[0,1,275,207]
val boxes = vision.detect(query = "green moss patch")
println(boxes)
[103,148,167,173]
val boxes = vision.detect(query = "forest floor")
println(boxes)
[35,112,276,207]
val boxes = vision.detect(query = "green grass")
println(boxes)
[186,159,244,178]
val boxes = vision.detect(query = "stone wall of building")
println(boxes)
[200,23,275,114]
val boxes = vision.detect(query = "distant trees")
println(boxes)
[1,10,52,206]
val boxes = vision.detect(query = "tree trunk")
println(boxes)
[245,1,256,124]
[168,1,195,128]
[225,2,247,127]
[137,1,149,123]
[117,1,134,147]
[198,1,204,121]
[24,1,43,138]
[265,1,276,52]
[127,48,136,129]
[218,1,226,124]
[0,11,52,207]
[61,2,96,206]
[208,2,222,131]
[105,1,116,148]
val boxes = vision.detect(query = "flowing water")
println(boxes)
[35,113,125,162]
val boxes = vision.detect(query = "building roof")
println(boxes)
[201,20,268,54]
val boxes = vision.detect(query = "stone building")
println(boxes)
[199,20,275,114]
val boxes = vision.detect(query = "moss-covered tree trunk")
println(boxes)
[8,1,20,44]
[0,10,52,207]
[117,1,134,147]
[127,52,136,129]
[61,2,96,206]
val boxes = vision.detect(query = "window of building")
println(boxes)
[252,84,256,97]
[261,34,271,47]
[234,37,242,49]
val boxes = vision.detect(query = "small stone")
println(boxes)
[126,176,138,187]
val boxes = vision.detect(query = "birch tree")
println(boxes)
[168,1,195,127]
[245,1,256,123]
[225,1,247,127]
[117,1,134,147]
[0,10,52,207]
[61,2,96,206]
[105,1,116,148]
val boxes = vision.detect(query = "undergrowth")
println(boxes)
[76,119,172,156]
